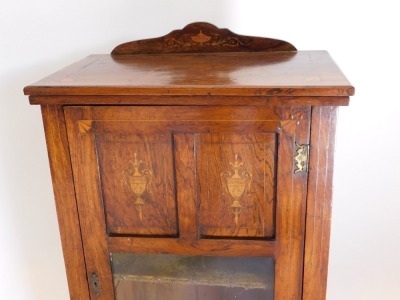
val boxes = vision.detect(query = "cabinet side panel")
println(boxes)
[41,105,90,300]
[302,106,337,300]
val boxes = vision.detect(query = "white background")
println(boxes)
[1,1,399,299]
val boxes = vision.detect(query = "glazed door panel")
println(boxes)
[111,253,274,300]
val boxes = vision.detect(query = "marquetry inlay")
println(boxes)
[221,154,253,226]
[122,153,152,222]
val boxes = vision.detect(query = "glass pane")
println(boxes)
[111,253,274,300]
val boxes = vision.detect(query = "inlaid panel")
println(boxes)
[197,133,276,239]
[96,133,178,236]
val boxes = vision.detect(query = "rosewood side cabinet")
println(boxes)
[24,23,354,300]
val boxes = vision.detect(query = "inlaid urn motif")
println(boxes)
[221,154,253,225]
[122,153,152,222]
[191,30,212,44]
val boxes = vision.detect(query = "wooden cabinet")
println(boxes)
[24,23,354,300]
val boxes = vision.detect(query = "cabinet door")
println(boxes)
[64,105,310,300]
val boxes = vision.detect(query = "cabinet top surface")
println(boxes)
[24,51,354,98]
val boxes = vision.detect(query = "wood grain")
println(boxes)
[86,105,281,121]
[302,106,337,300]
[29,95,350,106]
[174,134,198,240]
[62,104,313,299]
[41,105,90,300]
[274,106,310,300]
[96,133,178,236]
[111,22,296,55]
[197,133,276,239]
[24,51,354,97]
[107,237,275,257]
[65,107,115,299]
[69,105,282,140]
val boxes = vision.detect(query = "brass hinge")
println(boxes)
[90,272,101,297]
[294,143,310,173]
